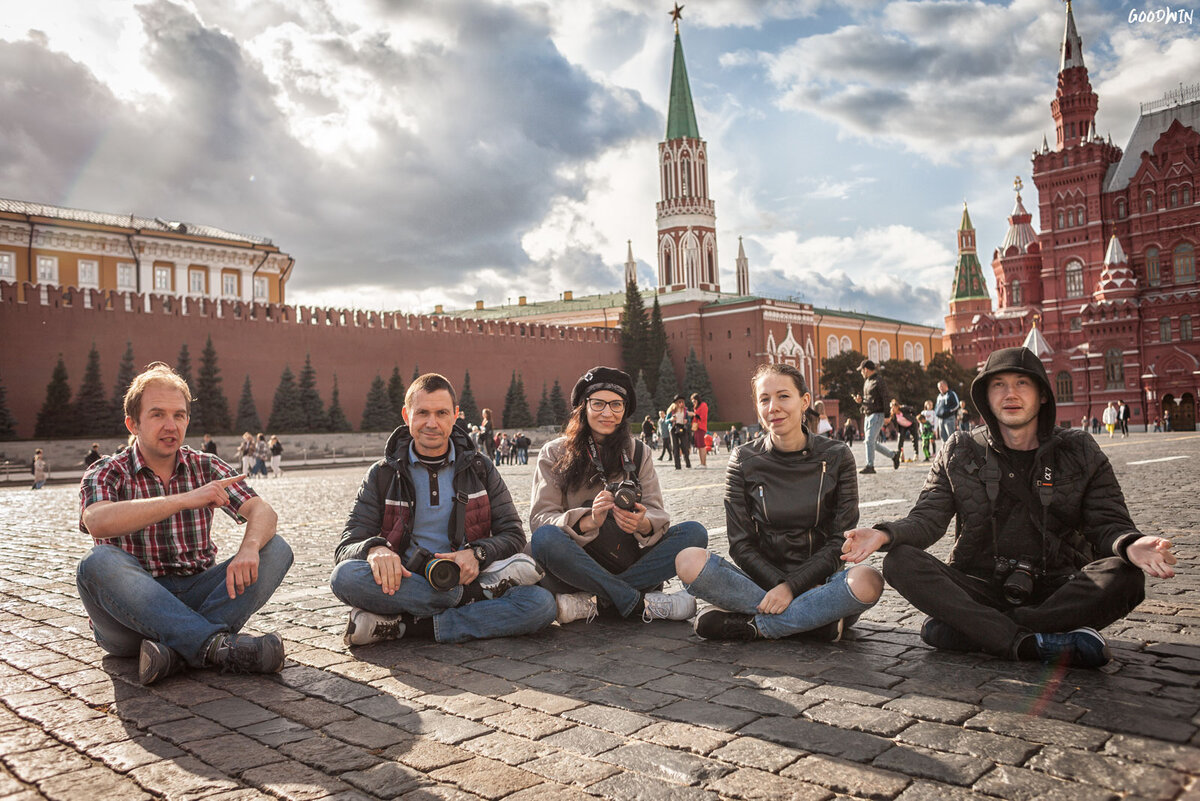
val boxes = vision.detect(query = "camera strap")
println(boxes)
[976,430,1056,569]
[587,437,636,484]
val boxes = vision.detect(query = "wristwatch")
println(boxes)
[472,545,487,566]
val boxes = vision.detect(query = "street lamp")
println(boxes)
[1080,343,1092,428]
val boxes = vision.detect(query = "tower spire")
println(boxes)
[665,12,700,140]
[624,240,638,286]
[1050,0,1097,150]
[735,236,749,296]
[1060,0,1086,71]
[950,202,989,303]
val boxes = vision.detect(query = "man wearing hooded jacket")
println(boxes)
[841,347,1176,667]
[330,373,555,646]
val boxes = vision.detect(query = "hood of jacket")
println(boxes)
[383,418,477,470]
[970,346,1057,444]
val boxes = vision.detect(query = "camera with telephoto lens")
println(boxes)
[407,546,460,592]
[605,478,642,511]
[993,556,1041,605]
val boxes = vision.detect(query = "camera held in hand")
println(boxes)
[605,478,642,511]
[407,546,461,592]
[993,556,1040,605]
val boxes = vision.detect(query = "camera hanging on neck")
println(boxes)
[587,436,635,485]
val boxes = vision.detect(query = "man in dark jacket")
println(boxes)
[851,360,899,474]
[842,347,1176,667]
[330,373,555,646]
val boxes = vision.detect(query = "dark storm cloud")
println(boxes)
[0,0,659,299]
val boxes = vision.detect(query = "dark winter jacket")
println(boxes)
[334,420,525,567]
[726,429,859,596]
[860,373,889,415]
[877,346,1143,576]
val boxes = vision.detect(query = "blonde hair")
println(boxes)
[124,362,192,421]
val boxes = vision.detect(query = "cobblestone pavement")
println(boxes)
[1,432,1197,800]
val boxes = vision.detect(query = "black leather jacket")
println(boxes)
[725,430,859,596]
[861,374,889,415]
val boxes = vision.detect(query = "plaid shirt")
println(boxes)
[79,443,257,576]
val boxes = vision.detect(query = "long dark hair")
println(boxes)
[552,403,633,491]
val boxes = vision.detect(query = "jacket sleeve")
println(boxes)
[876,434,962,551]
[725,448,787,589]
[529,441,597,546]
[477,459,526,563]
[1075,434,1143,559]
[783,443,859,596]
[634,442,670,547]
[334,462,390,564]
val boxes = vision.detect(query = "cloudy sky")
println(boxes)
[2,0,1197,325]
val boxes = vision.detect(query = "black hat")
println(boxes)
[572,366,635,419]
[970,346,1055,443]
[858,359,876,371]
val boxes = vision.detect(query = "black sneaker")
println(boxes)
[138,640,186,685]
[920,617,981,652]
[892,452,901,470]
[205,633,285,674]
[1033,627,1111,668]
[859,465,876,474]
[800,618,845,643]
[694,609,759,641]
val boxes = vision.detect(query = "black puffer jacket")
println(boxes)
[877,347,1142,576]
[726,429,859,595]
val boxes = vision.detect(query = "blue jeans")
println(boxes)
[863,412,895,467]
[76,537,294,667]
[531,521,708,617]
[329,561,556,644]
[683,553,876,639]
[938,416,956,443]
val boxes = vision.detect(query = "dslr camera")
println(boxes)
[993,556,1041,605]
[605,478,642,511]
[407,546,460,592]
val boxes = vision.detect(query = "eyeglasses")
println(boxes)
[587,398,625,413]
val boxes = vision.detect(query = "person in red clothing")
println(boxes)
[690,392,709,468]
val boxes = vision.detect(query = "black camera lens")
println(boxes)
[1002,569,1034,605]
[424,558,461,592]
[613,486,638,510]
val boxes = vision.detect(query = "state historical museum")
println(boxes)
[944,2,1200,431]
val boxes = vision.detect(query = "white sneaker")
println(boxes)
[555,593,597,625]
[479,553,544,598]
[344,608,406,647]
[642,590,696,622]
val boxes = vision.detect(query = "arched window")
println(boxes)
[1055,371,1074,403]
[1160,317,1172,342]
[880,340,891,361]
[680,157,690,197]
[1067,209,1074,227]
[1116,198,1126,218]
[1065,261,1084,298]
[1078,207,1085,225]
[1174,243,1195,283]
[840,336,852,353]
[1145,192,1155,212]
[868,339,879,362]
[1011,279,1023,305]
[1057,210,1064,229]
[827,335,839,358]
[904,342,913,361]
[1182,314,1193,341]
[1104,348,1124,389]
[1184,185,1192,205]
[1170,188,1179,208]
[914,343,925,365]
[1146,247,1161,286]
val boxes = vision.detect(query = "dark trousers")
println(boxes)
[658,436,672,461]
[882,545,1145,659]
[671,429,691,469]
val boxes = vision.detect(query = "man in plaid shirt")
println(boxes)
[76,362,293,685]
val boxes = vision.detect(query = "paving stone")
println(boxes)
[149,715,232,745]
[242,759,358,801]
[586,771,719,800]
[641,673,728,700]
[391,710,492,745]
[521,751,620,787]
[1103,733,1200,770]
[419,691,512,721]
[185,732,290,775]
[299,674,380,706]
[266,696,357,728]
[561,704,654,736]
[897,720,1038,765]
[459,657,545,682]
[397,784,484,801]
[324,716,412,749]
[972,763,1120,801]
[636,720,734,755]
[128,755,242,799]
[1076,698,1198,743]
[499,689,587,715]
[385,739,474,772]
[149,677,233,707]
[782,754,911,799]
[1027,744,1188,798]
[539,725,625,758]
[502,783,594,801]
[458,731,551,765]
[238,716,314,747]
[653,698,761,733]
[190,697,276,729]
[872,744,992,786]
[579,683,676,713]
[428,756,542,800]
[964,709,1110,750]
[279,735,383,773]
[47,713,131,750]
[598,741,732,785]
[89,734,186,772]
[708,686,821,717]
[804,700,914,737]
[340,761,428,799]
[882,695,979,725]
[346,693,424,723]
[739,717,893,763]
[37,764,152,801]
[2,744,91,784]
[709,737,804,773]
[893,780,980,800]
[707,767,833,801]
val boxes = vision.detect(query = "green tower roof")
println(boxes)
[666,30,701,140]
[950,251,989,301]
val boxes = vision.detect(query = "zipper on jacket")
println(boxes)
[814,461,827,528]
[757,485,769,523]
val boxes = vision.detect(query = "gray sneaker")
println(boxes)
[344,609,407,647]
[642,591,696,622]
[205,632,285,674]
[479,553,544,598]
[138,640,186,685]
[555,593,598,625]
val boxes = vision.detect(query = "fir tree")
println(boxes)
[0,371,18,440]
[549,379,569,424]
[646,296,668,396]
[682,347,718,419]
[653,350,679,413]
[235,376,263,433]
[326,374,352,432]
[511,373,533,427]
[633,370,654,424]
[74,344,109,436]
[386,366,406,423]
[411,363,421,382]
[267,365,305,432]
[194,336,232,434]
[535,382,553,426]
[361,375,398,431]
[297,354,326,432]
[175,343,194,395]
[110,341,136,432]
[620,280,649,379]
[502,371,520,428]
[458,371,480,425]
[35,355,74,438]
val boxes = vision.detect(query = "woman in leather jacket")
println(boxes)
[676,363,884,641]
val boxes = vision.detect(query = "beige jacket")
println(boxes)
[530,436,671,548]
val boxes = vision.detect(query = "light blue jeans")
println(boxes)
[531,521,708,617]
[863,412,895,467]
[938,416,956,443]
[683,552,876,639]
[329,560,556,643]
[76,537,294,667]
